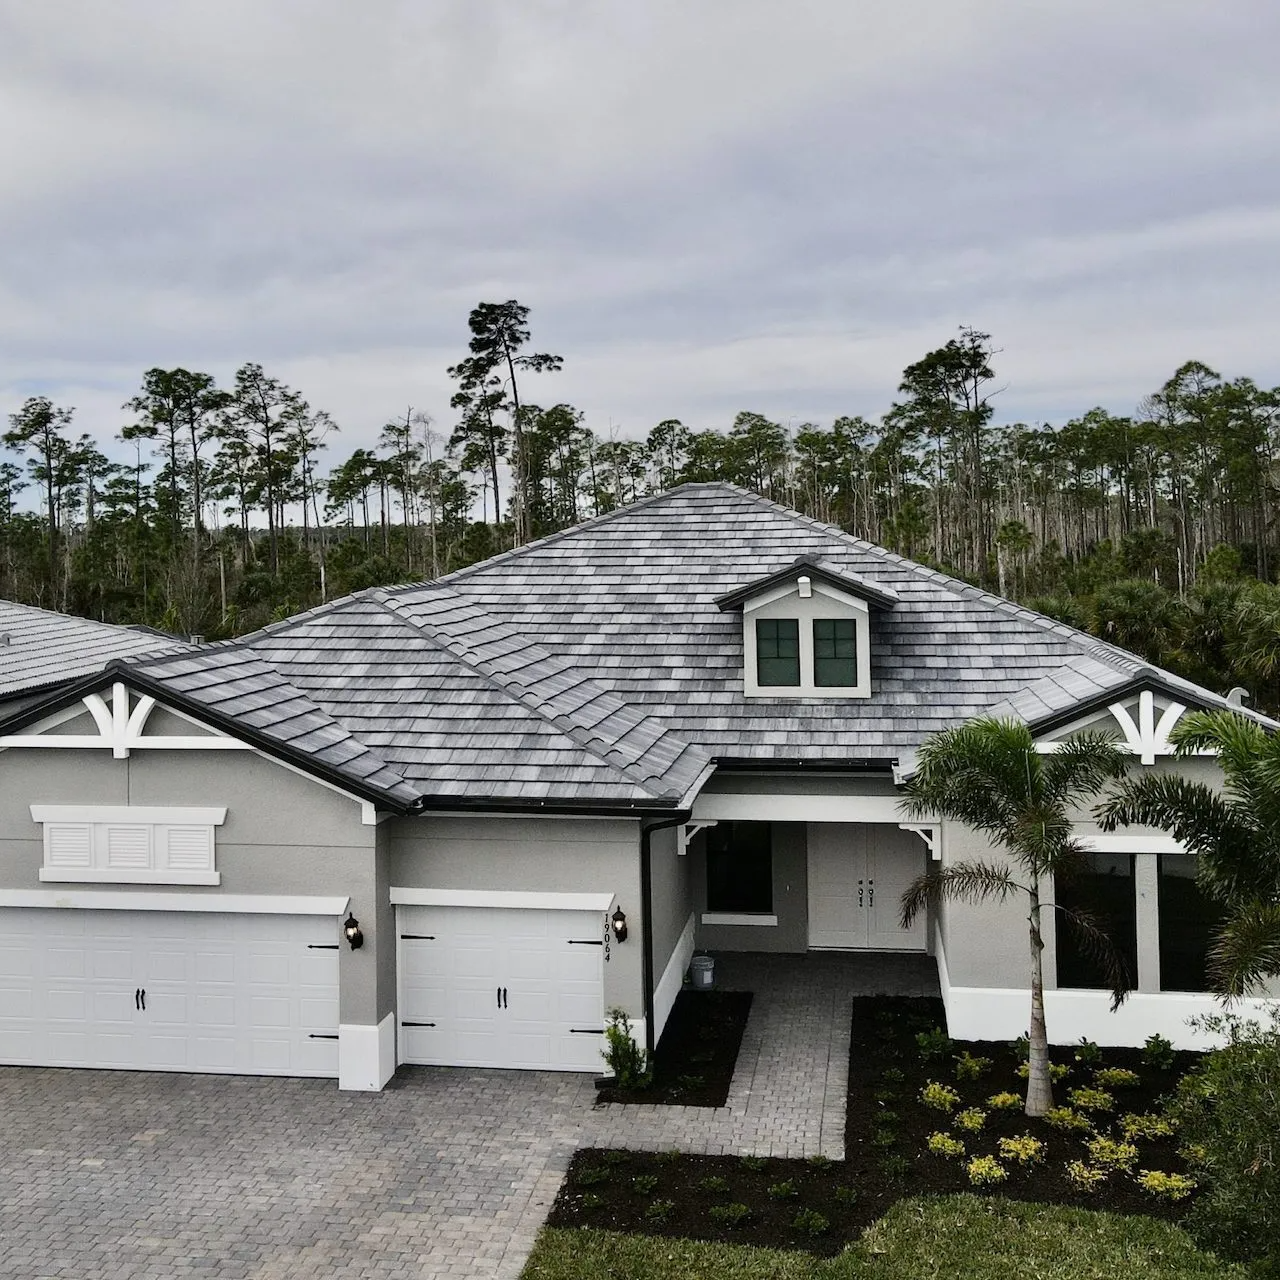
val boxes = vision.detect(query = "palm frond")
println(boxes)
[900,860,1021,928]
[1054,904,1134,1012]
[1206,903,1280,998]
[1040,732,1129,809]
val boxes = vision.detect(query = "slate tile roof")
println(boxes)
[19,483,1267,810]
[0,599,188,700]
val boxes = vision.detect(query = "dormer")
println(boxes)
[714,558,898,699]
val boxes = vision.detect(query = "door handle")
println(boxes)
[868,883,874,908]
[857,880,863,909]
[497,986,501,1009]
[140,989,146,1012]
[502,987,508,1009]
[135,988,140,1011]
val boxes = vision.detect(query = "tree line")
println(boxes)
[3,310,1278,709]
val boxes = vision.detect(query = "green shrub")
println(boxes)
[1168,1009,1280,1262]
[740,1156,767,1172]
[987,1091,1022,1111]
[766,1180,798,1200]
[807,1154,833,1169]
[872,1086,899,1104]
[1016,1061,1071,1082]
[834,1185,858,1205]
[916,1027,953,1061]
[632,1174,659,1194]
[879,1066,906,1084]
[655,1148,682,1163]
[1119,1111,1176,1141]
[575,1166,610,1186]
[1066,1159,1107,1191]
[926,1131,965,1158]
[645,1198,675,1223]
[998,1134,1045,1164]
[954,1051,992,1081]
[1142,1032,1176,1071]
[1011,1033,1030,1061]
[1136,1169,1197,1201]
[966,1155,1008,1185]
[1067,1086,1115,1113]
[879,1153,912,1178]
[602,1007,650,1089]
[1085,1135,1138,1172]
[1093,1066,1141,1089]
[870,1127,899,1149]
[953,1107,987,1133]
[700,1175,729,1192]
[1074,1037,1103,1065]
[792,1208,829,1236]
[1044,1106,1093,1133]
[708,1202,751,1225]
[676,1073,705,1091]
[920,1080,962,1111]
[580,1192,604,1210]
[600,1149,628,1167]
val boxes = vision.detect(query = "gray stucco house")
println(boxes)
[0,483,1271,1091]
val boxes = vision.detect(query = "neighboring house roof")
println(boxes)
[7,483,1271,811]
[0,599,189,700]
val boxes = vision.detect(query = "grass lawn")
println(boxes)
[522,1195,1245,1279]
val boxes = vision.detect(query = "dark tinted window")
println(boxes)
[1055,853,1137,990]
[706,821,773,913]
[756,618,800,686]
[813,618,857,686]
[1158,855,1221,992]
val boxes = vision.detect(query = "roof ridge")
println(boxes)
[372,590,706,799]
[703,481,1144,678]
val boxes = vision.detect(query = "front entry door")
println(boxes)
[807,824,927,951]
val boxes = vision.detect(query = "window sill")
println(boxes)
[39,869,221,886]
[701,912,778,927]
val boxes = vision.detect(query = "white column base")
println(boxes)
[338,1012,397,1091]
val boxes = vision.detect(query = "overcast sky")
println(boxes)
[2,1,1278,465]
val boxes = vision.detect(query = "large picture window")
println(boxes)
[1055,853,1137,990]
[755,619,800,686]
[706,821,773,914]
[1158,855,1221,992]
[813,618,857,686]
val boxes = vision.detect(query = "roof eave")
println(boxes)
[713,557,899,612]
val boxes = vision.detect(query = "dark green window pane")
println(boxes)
[814,618,857,686]
[756,618,800,686]
[1158,856,1221,992]
[1055,853,1137,990]
[706,821,773,913]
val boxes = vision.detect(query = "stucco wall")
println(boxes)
[0,746,382,1026]
[386,813,645,1020]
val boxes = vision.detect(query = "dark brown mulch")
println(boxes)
[550,995,1201,1254]
[596,990,752,1107]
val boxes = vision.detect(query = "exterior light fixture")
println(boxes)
[610,906,628,943]
[343,913,364,950]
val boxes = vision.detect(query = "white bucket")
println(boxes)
[689,954,715,990]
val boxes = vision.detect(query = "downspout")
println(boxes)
[639,813,690,1058]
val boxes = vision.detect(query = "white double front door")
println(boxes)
[397,904,606,1071]
[807,823,927,951]
[0,908,340,1077]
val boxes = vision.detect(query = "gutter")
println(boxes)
[639,812,690,1059]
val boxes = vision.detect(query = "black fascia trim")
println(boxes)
[713,557,899,612]
[710,757,896,773]
[3,661,420,816]
[406,795,679,817]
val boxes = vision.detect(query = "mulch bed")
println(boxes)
[596,990,752,1107]
[550,994,1202,1254]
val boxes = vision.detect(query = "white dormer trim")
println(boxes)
[742,579,871,698]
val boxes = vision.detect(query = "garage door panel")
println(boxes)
[0,909,339,1079]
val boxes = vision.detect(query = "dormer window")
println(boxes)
[715,557,898,700]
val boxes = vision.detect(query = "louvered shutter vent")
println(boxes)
[103,824,152,868]
[164,826,213,871]
[46,824,92,867]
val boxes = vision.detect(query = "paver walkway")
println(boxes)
[0,952,938,1280]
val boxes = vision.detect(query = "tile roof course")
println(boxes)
[0,599,189,699]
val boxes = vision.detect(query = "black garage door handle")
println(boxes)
[309,1033,340,1040]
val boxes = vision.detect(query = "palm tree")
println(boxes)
[1097,709,1280,996]
[901,718,1130,1116]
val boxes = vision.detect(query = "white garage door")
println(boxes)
[398,905,606,1071]
[0,909,339,1078]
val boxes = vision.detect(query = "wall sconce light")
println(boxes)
[611,906,628,943]
[343,913,364,950]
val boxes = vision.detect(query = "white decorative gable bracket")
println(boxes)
[677,820,718,856]
[0,682,251,757]
[899,822,941,861]
[1108,690,1186,766]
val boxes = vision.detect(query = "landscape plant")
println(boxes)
[902,718,1131,1115]
[602,1007,650,1089]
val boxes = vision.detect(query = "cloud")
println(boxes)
[0,0,1277,466]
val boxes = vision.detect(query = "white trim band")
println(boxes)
[389,887,616,912]
[691,794,926,824]
[1076,834,1187,854]
[38,869,221,886]
[701,912,778,927]
[0,889,350,915]
[31,804,227,825]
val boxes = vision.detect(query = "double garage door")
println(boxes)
[0,908,339,1078]
[398,904,606,1072]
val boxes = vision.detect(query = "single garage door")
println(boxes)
[0,909,339,1078]
[398,904,605,1071]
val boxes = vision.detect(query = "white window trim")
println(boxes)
[31,804,225,886]
[742,581,871,699]
[0,889,349,914]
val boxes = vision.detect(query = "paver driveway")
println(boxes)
[0,1065,595,1280]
